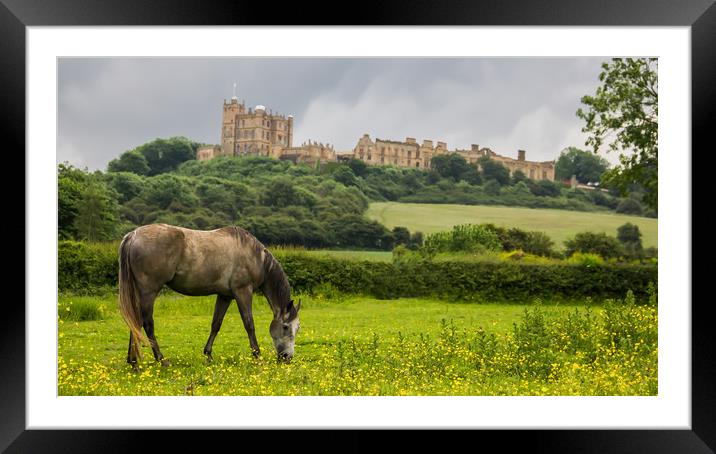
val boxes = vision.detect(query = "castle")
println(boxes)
[197,92,555,181]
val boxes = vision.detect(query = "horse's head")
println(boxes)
[269,299,301,361]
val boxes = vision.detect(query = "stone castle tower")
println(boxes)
[220,89,293,157]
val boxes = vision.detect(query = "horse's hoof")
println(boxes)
[160,359,171,367]
[131,364,140,373]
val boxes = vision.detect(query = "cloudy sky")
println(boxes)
[58,57,614,170]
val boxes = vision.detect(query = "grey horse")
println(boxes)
[118,223,301,371]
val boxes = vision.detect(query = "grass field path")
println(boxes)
[367,202,657,248]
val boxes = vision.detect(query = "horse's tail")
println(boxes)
[118,230,148,360]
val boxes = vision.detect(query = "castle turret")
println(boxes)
[518,149,526,161]
[221,84,248,156]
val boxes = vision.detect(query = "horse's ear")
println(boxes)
[296,299,302,312]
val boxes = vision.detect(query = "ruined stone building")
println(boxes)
[198,93,555,180]
[349,134,555,180]
[454,145,556,181]
[351,134,446,169]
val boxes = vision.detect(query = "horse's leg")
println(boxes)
[140,290,169,367]
[126,332,136,369]
[203,294,232,362]
[233,286,260,358]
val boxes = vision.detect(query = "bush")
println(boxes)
[483,179,501,196]
[423,224,502,254]
[615,198,643,215]
[564,232,624,260]
[58,241,120,292]
[567,252,605,267]
[481,224,558,257]
[529,180,562,197]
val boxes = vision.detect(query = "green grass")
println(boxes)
[367,202,658,249]
[58,291,657,396]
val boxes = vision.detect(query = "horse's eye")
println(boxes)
[283,324,289,331]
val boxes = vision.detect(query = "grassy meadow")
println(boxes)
[367,202,658,249]
[58,290,657,396]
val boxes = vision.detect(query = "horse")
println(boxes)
[118,223,301,371]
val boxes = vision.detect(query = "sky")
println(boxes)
[57,57,615,171]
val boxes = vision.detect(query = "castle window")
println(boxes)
[416,162,420,167]
[542,171,547,180]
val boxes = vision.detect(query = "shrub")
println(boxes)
[59,240,658,302]
[423,224,502,254]
[564,232,623,259]
[482,224,557,257]
[615,198,643,215]
[567,252,605,267]
[483,179,502,196]
[529,180,562,197]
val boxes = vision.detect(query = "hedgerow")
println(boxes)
[59,241,657,302]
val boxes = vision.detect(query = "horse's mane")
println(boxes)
[227,226,292,314]
[261,249,294,317]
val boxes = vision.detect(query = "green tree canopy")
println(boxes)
[73,180,120,242]
[430,154,472,182]
[58,162,91,239]
[617,222,643,259]
[111,136,199,176]
[577,58,658,209]
[554,147,610,183]
[478,156,511,186]
[107,149,150,175]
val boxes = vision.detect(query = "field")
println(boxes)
[58,291,657,396]
[367,202,658,249]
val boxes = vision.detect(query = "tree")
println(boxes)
[577,58,658,209]
[460,165,483,185]
[477,156,510,186]
[511,170,528,185]
[58,162,91,239]
[430,154,471,182]
[107,149,150,175]
[346,158,368,177]
[554,147,609,183]
[123,137,197,176]
[73,181,120,241]
[617,223,643,259]
[392,226,411,246]
[332,166,358,187]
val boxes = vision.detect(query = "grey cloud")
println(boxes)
[58,57,615,170]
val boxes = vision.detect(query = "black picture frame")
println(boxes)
[5,0,713,451]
